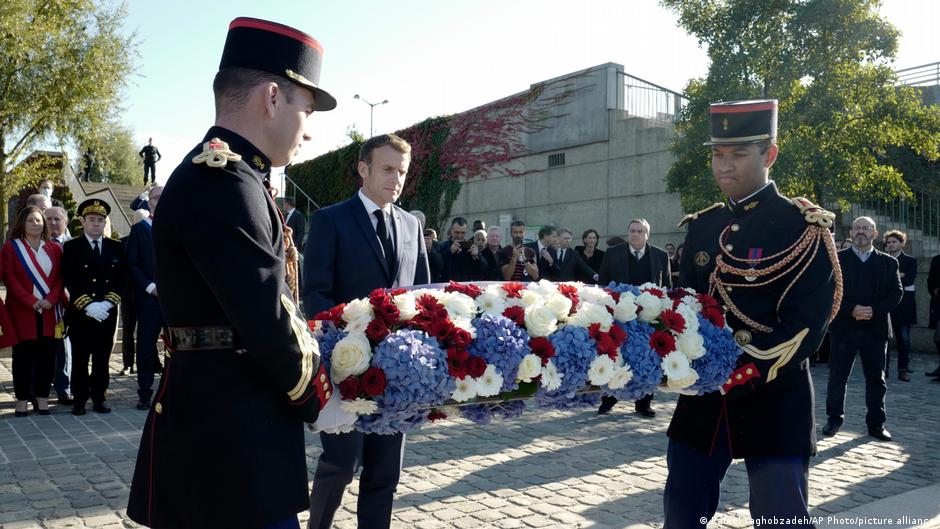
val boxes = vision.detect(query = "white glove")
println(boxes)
[309,390,358,434]
[100,301,114,311]
[139,191,150,200]
[85,304,107,322]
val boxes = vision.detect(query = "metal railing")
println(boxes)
[855,184,940,248]
[283,172,320,219]
[618,72,688,122]
[897,61,940,87]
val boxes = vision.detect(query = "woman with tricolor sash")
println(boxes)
[1,206,65,416]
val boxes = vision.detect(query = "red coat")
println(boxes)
[0,295,16,348]
[1,239,65,341]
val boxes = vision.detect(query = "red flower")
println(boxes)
[698,293,720,309]
[501,282,525,299]
[558,284,580,312]
[596,334,619,359]
[530,336,556,365]
[365,318,390,343]
[376,300,400,325]
[451,327,473,349]
[390,288,408,296]
[416,294,443,312]
[502,306,526,326]
[604,289,621,303]
[313,303,345,324]
[338,376,361,400]
[428,409,448,422]
[649,330,677,357]
[429,319,455,344]
[307,320,317,332]
[368,288,388,304]
[447,347,470,378]
[445,281,483,298]
[659,310,687,334]
[467,356,487,378]
[608,325,627,347]
[361,367,387,397]
[645,287,665,298]
[703,306,725,328]
[669,288,694,300]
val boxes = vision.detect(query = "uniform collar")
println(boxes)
[727,180,777,217]
[203,126,272,178]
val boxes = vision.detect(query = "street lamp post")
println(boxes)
[353,94,389,137]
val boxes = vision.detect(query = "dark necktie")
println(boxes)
[559,249,565,263]
[93,239,101,258]
[634,250,641,261]
[373,210,396,276]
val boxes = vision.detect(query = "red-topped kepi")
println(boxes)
[705,99,777,146]
[220,17,337,111]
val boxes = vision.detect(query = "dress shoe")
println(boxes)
[932,376,940,383]
[822,421,841,437]
[119,367,129,376]
[35,397,50,415]
[72,404,86,416]
[136,397,151,411]
[57,394,74,405]
[868,427,892,442]
[92,402,112,414]
[635,407,656,418]
[899,372,911,382]
[927,368,940,377]
[597,396,617,415]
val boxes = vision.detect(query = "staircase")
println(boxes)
[845,184,940,258]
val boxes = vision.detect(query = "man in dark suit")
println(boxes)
[283,196,306,251]
[884,230,917,382]
[555,228,598,282]
[62,199,125,415]
[303,133,430,529]
[439,217,486,281]
[824,217,903,441]
[596,218,671,418]
[126,186,165,410]
[929,253,940,380]
[127,18,332,528]
[525,225,560,281]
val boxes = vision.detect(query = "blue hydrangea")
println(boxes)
[369,330,456,413]
[608,320,662,401]
[314,327,346,376]
[458,400,527,425]
[536,326,597,408]
[535,392,600,409]
[605,282,641,297]
[688,315,742,395]
[357,410,429,435]
[492,400,527,420]
[467,313,531,392]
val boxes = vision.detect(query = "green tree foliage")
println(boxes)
[0,0,137,238]
[662,0,940,213]
[79,125,142,185]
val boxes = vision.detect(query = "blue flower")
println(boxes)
[468,313,531,392]
[459,400,527,425]
[536,326,597,407]
[535,392,600,409]
[357,410,429,435]
[367,330,456,413]
[605,282,641,297]
[315,327,346,376]
[688,315,742,395]
[608,320,662,401]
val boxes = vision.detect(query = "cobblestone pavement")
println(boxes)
[1,350,939,529]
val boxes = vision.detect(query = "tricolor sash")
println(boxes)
[12,239,64,324]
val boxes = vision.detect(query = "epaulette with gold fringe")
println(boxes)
[790,197,835,229]
[192,138,242,168]
[677,202,724,228]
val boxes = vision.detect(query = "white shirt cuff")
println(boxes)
[146,283,157,294]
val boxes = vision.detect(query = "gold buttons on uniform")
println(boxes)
[324,390,331,400]
[725,286,733,292]
[319,373,326,383]
[734,330,753,346]
[735,373,743,380]
[731,224,740,232]
[725,244,734,252]
[745,368,754,375]
[155,403,163,414]
[92,279,96,282]
[322,382,329,392]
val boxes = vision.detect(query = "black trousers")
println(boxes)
[599,394,654,412]
[135,303,164,400]
[69,315,118,405]
[308,431,405,529]
[143,162,156,185]
[13,338,56,400]
[826,329,888,428]
[121,293,137,370]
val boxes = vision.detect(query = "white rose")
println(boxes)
[677,331,706,360]
[476,364,504,397]
[681,295,703,313]
[607,365,634,389]
[524,304,558,337]
[520,289,543,308]
[636,291,664,322]
[661,350,692,383]
[587,355,617,386]
[665,367,700,392]
[568,302,614,331]
[676,303,700,333]
[528,279,559,298]
[540,361,563,391]
[476,291,507,316]
[544,293,573,321]
[578,285,610,305]
[450,377,478,402]
[393,292,419,321]
[516,354,542,383]
[342,298,374,326]
[613,293,639,322]
[330,333,372,381]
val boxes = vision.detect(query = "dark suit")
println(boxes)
[303,193,429,529]
[119,235,137,372]
[555,247,596,282]
[525,241,559,280]
[125,220,165,401]
[826,248,902,430]
[598,243,672,414]
[888,252,917,375]
[285,207,306,251]
[929,255,940,365]
[62,236,125,407]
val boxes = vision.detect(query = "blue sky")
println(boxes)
[115,0,938,187]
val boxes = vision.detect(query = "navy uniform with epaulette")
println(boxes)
[127,17,336,529]
[664,100,842,529]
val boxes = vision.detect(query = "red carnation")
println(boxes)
[659,310,687,334]
[703,306,725,328]
[596,334,619,359]
[338,376,362,400]
[361,367,387,397]
[376,300,400,326]
[530,336,556,365]
[608,325,627,347]
[501,282,525,299]
[669,288,694,300]
[698,293,720,309]
[429,320,455,344]
[645,287,665,298]
[368,288,388,303]
[365,318,390,343]
[604,289,621,303]
[451,327,473,349]
[428,409,448,422]
[416,294,442,312]
[558,284,580,312]
[467,356,488,378]
[649,330,677,357]
[445,281,483,298]
[502,306,526,326]
[313,303,345,324]
[390,288,408,296]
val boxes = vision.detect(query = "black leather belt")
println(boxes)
[166,326,240,351]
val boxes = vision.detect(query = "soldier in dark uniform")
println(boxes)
[138,138,161,185]
[126,17,335,529]
[62,199,125,415]
[666,100,841,528]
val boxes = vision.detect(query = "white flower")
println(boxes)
[675,303,700,333]
[393,292,419,321]
[613,292,639,322]
[665,367,700,392]
[544,293,573,321]
[587,355,617,386]
[516,354,542,383]
[476,364,504,397]
[450,377,478,402]
[636,291,665,322]
[343,318,369,335]
[524,304,558,337]
[519,289,543,308]
[451,316,476,336]
[442,292,476,321]
[528,279,559,298]
[476,290,507,316]
[677,331,707,360]
[578,285,610,305]
[568,302,614,332]
[540,361,563,391]
[330,333,372,381]
[661,350,693,383]
[607,365,634,389]
[485,284,508,300]
[339,397,379,415]
[681,295,703,313]
[342,298,374,327]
